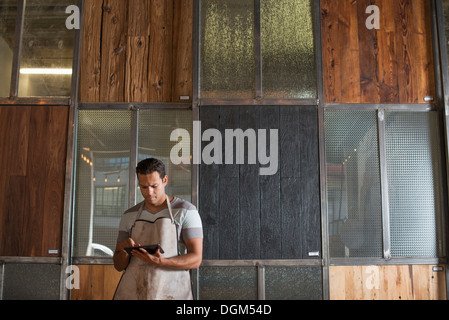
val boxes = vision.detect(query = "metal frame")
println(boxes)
[433,0,449,300]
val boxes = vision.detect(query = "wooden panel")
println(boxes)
[126,0,150,102]
[329,265,447,300]
[100,0,128,102]
[71,265,122,300]
[199,106,321,260]
[80,0,193,103]
[0,106,68,256]
[149,0,174,102]
[79,0,102,102]
[321,0,435,104]
[172,0,193,102]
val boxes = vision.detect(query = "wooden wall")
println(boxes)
[79,0,193,103]
[0,106,68,256]
[199,106,320,260]
[70,265,122,300]
[330,265,447,300]
[321,0,435,104]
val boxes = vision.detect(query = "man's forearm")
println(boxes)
[113,249,130,271]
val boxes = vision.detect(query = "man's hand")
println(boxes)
[113,237,136,271]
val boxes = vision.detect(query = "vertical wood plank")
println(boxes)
[259,106,281,259]
[126,0,150,102]
[299,106,320,258]
[100,0,128,102]
[25,106,50,256]
[239,106,260,259]
[172,0,193,102]
[218,106,240,259]
[41,107,68,256]
[149,0,174,102]
[79,0,103,102]
[199,106,220,259]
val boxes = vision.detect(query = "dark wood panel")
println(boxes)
[0,106,68,257]
[321,0,435,104]
[199,106,321,260]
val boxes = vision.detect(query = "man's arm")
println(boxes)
[113,237,136,271]
[131,237,203,270]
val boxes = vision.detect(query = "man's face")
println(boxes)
[137,171,168,207]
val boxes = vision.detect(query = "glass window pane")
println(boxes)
[0,0,16,97]
[265,266,322,300]
[385,111,444,258]
[198,267,258,300]
[18,0,74,97]
[74,110,131,257]
[138,109,192,203]
[261,0,316,99]
[324,110,383,258]
[200,0,255,99]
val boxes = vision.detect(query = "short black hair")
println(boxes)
[136,158,166,179]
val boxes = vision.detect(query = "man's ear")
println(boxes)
[163,175,168,185]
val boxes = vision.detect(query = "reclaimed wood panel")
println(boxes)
[149,0,174,102]
[79,0,102,102]
[199,106,321,260]
[80,0,193,103]
[172,0,193,102]
[329,265,447,300]
[321,0,435,104]
[71,265,122,300]
[0,106,68,257]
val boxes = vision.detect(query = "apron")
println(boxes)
[113,198,193,300]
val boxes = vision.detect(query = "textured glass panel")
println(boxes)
[74,110,131,257]
[385,111,444,258]
[265,267,322,300]
[138,109,192,203]
[18,0,74,97]
[324,110,383,258]
[198,267,257,300]
[261,0,316,99]
[3,263,60,300]
[0,0,16,97]
[200,0,254,98]
[443,0,449,78]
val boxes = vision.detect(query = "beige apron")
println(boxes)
[113,199,193,300]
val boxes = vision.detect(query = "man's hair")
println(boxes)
[136,158,166,179]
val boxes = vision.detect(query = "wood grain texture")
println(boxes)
[329,265,447,300]
[70,265,122,300]
[321,0,435,104]
[199,106,321,260]
[0,106,68,257]
[79,0,193,103]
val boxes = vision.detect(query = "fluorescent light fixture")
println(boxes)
[20,68,72,75]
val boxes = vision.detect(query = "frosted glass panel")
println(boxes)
[261,0,316,98]
[74,110,131,257]
[0,0,16,97]
[324,110,383,258]
[18,0,74,97]
[385,111,444,258]
[138,109,192,203]
[200,0,254,98]
[265,267,322,300]
[3,263,60,300]
[198,267,258,300]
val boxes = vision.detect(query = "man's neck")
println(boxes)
[145,195,173,212]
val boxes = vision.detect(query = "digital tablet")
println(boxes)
[124,244,164,255]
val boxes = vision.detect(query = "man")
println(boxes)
[113,158,203,300]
